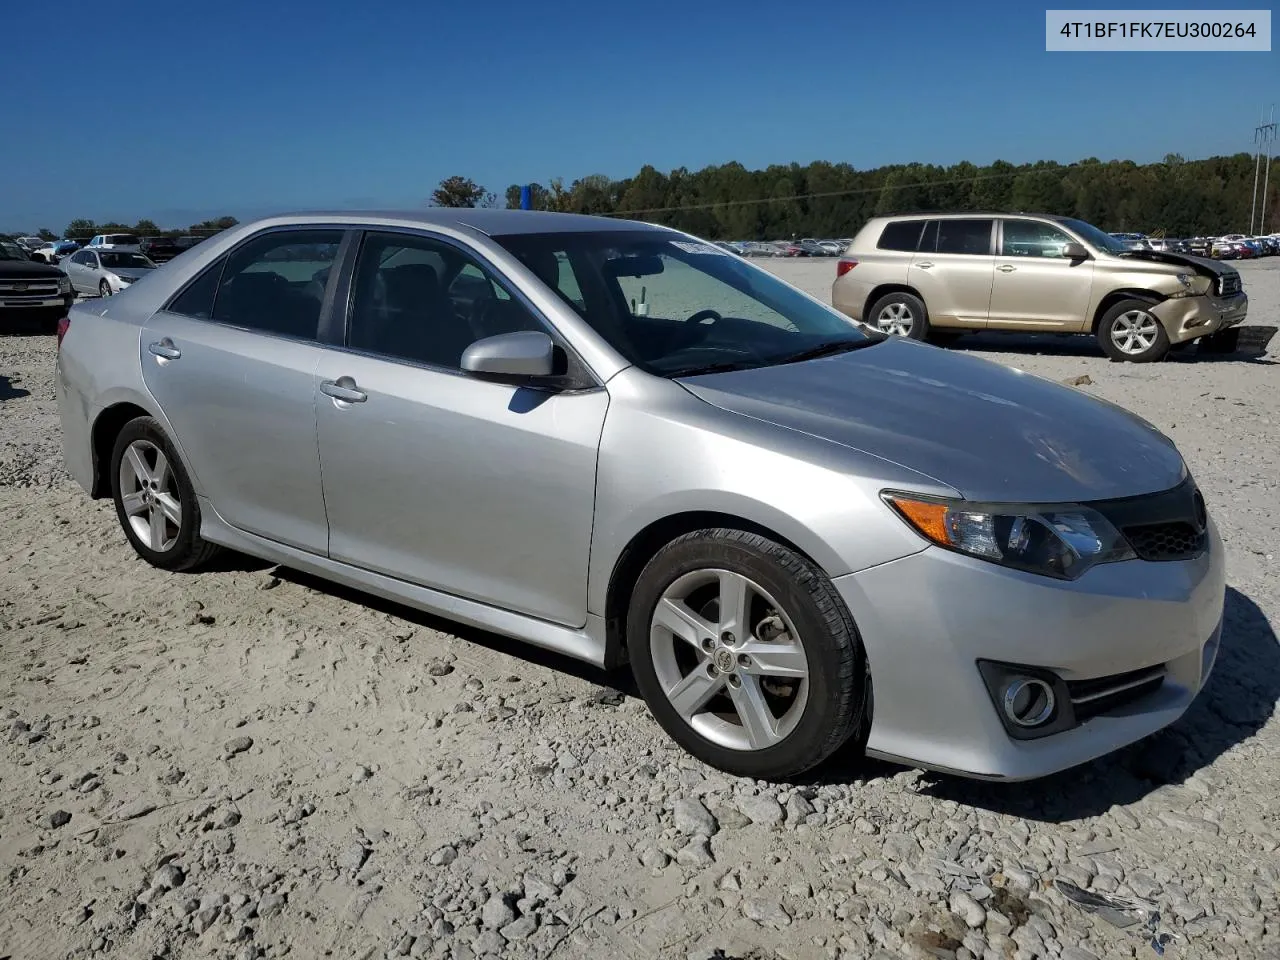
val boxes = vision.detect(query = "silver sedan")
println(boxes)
[55,209,1224,781]
[63,249,158,297]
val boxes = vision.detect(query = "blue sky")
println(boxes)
[2,0,1275,230]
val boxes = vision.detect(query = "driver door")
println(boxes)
[314,230,608,627]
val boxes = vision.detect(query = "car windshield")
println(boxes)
[492,230,881,377]
[1060,219,1131,254]
[100,252,153,269]
[108,235,140,244]
[0,241,31,261]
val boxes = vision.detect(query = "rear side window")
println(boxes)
[167,258,225,319]
[936,219,993,256]
[211,230,343,340]
[877,220,926,252]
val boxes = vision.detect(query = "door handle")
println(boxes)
[320,377,368,404]
[148,339,181,360]
[915,261,934,269]
[997,264,1017,273]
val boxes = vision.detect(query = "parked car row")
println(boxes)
[709,238,854,258]
[1106,231,1280,259]
[22,233,209,266]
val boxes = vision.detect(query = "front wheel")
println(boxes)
[867,291,929,340]
[110,417,222,571]
[1097,300,1170,362]
[627,528,868,779]
[99,280,112,298]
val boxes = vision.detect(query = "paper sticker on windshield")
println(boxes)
[670,240,728,256]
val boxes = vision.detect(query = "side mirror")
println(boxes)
[1061,242,1089,260]
[461,330,556,381]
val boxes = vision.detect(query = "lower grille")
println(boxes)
[1068,666,1165,721]
[1124,521,1207,561]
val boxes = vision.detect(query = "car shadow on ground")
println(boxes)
[274,567,631,692]
[899,586,1279,822]
[0,375,31,402]
[941,325,1277,365]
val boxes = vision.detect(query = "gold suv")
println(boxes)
[832,214,1248,362]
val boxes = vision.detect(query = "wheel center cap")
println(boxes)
[713,648,735,673]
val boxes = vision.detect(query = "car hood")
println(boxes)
[1112,249,1238,280]
[679,339,1186,503]
[0,259,63,280]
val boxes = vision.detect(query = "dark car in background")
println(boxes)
[0,237,74,332]
[140,236,183,263]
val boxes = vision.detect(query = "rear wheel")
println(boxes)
[628,528,868,779]
[868,292,929,340]
[110,417,221,571]
[1097,299,1170,363]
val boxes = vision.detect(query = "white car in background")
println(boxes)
[86,233,143,253]
[62,248,158,297]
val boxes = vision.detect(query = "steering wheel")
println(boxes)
[670,309,723,350]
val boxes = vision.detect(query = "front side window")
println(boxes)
[210,230,342,339]
[1001,220,1074,258]
[933,219,993,256]
[492,230,880,377]
[347,232,544,369]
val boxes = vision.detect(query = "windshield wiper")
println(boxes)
[773,337,882,365]
[669,359,763,378]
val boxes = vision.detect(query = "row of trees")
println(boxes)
[435,153,1276,239]
[9,216,241,242]
[14,153,1273,241]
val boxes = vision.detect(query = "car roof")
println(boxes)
[871,212,1078,222]
[255,208,665,237]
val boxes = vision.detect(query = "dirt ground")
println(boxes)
[1,258,1277,960]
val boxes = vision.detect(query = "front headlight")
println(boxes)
[58,275,71,293]
[1173,273,1211,296]
[884,493,1134,580]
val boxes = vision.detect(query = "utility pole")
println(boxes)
[1260,106,1276,235]
[1251,106,1277,234]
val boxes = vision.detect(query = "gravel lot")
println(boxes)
[1,259,1277,960]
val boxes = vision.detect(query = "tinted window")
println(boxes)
[210,230,342,339]
[100,252,154,269]
[1001,220,1074,258]
[877,220,926,252]
[167,257,226,320]
[348,232,543,369]
[108,234,140,245]
[936,219,993,255]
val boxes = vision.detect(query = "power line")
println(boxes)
[603,169,1029,217]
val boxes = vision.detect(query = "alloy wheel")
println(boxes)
[1110,309,1159,355]
[117,439,182,552]
[649,569,809,751]
[876,302,914,336]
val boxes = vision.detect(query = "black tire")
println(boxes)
[867,291,929,340]
[99,280,112,298]
[627,528,869,779]
[1096,299,1170,363]
[110,417,222,572]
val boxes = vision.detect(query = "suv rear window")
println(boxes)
[877,220,926,252]
[108,234,140,245]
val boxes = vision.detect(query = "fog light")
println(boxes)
[1001,677,1056,727]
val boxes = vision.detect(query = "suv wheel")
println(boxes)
[868,292,929,340]
[627,528,869,779]
[1097,300,1170,363]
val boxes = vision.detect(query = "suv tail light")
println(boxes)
[56,315,70,349]
[836,259,858,278]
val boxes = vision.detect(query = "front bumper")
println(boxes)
[1152,291,1248,344]
[834,519,1225,780]
[0,296,73,329]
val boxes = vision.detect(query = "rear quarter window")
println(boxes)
[876,220,926,252]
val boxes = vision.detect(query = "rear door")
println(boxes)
[908,218,995,328]
[138,227,348,554]
[988,219,1095,331]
